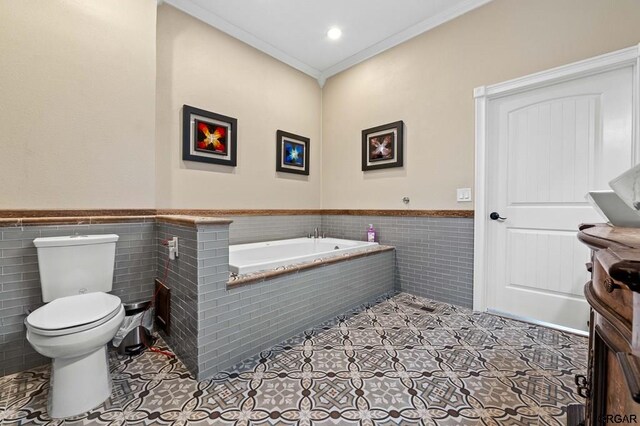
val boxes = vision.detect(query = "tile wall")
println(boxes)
[155,222,200,373]
[227,215,321,245]
[321,215,474,308]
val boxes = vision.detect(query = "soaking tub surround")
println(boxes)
[155,219,396,380]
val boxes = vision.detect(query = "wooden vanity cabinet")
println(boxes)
[576,224,640,425]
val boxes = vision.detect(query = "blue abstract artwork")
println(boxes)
[284,141,305,167]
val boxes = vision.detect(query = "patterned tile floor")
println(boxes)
[0,293,587,425]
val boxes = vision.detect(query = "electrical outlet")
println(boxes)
[168,237,179,260]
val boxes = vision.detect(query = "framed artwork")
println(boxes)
[276,130,310,175]
[182,105,237,166]
[361,120,404,171]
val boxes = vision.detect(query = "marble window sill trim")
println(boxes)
[0,208,474,224]
[0,216,157,227]
[227,245,395,289]
[321,209,473,218]
[159,209,474,218]
[0,215,234,228]
[0,208,476,226]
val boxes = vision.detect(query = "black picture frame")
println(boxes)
[361,120,404,171]
[276,130,310,176]
[182,104,237,166]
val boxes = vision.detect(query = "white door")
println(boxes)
[485,66,636,332]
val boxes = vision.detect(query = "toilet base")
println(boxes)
[48,346,112,419]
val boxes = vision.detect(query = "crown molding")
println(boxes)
[161,0,492,86]
[163,0,323,80]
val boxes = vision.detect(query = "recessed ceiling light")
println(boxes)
[327,27,342,40]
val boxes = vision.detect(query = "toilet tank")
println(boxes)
[33,234,119,302]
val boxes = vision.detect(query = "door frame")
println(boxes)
[473,44,640,312]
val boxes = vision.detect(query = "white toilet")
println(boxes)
[25,234,125,419]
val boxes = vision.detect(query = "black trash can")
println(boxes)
[118,301,154,356]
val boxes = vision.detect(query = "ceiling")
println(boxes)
[161,0,492,85]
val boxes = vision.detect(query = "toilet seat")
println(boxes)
[26,292,122,337]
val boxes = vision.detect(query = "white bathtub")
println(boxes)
[229,237,378,275]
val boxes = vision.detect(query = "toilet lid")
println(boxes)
[26,292,122,331]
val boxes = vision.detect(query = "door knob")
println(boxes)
[489,212,507,221]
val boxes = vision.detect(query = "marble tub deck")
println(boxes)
[0,293,587,425]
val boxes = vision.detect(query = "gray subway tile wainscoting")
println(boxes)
[322,215,474,308]
[0,212,473,381]
[227,215,322,245]
[0,221,156,376]
[156,222,201,374]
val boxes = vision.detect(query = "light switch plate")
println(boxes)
[457,188,472,202]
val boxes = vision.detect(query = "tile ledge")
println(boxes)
[156,215,233,227]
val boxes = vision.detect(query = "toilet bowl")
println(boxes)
[26,292,125,418]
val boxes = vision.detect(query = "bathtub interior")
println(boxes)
[229,237,378,275]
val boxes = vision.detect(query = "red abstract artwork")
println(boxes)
[195,120,228,155]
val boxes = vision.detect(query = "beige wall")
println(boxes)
[0,0,157,209]
[155,6,322,209]
[4,0,639,211]
[321,0,640,210]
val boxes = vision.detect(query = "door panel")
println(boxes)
[507,96,599,205]
[506,228,588,297]
[487,66,635,331]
